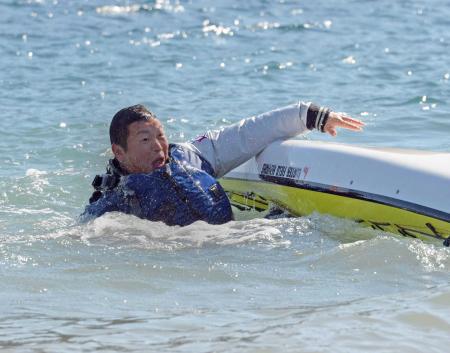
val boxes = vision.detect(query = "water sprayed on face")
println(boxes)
[112,119,169,174]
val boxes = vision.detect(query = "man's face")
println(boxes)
[112,119,169,174]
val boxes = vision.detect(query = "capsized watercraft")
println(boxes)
[220,140,450,246]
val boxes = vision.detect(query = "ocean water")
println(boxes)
[1,0,449,351]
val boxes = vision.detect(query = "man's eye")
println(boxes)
[142,138,149,142]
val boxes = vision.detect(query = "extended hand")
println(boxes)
[323,112,365,136]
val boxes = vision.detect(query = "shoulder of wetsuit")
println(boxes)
[168,143,216,176]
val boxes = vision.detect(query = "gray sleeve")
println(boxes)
[187,101,312,178]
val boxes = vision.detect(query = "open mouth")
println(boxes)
[152,156,166,169]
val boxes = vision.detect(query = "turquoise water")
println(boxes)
[1,0,450,351]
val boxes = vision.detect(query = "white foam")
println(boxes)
[25,169,47,177]
[65,213,294,250]
[25,169,49,193]
[96,5,143,15]
[408,240,450,271]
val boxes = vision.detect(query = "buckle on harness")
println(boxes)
[92,175,102,190]
[92,174,119,191]
[209,183,222,201]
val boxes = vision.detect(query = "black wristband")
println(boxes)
[306,104,331,132]
[320,109,331,133]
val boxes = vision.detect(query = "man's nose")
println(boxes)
[153,139,163,151]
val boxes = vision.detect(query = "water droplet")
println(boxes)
[291,8,303,15]
[342,56,356,65]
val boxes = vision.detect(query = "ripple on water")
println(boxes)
[1,0,450,351]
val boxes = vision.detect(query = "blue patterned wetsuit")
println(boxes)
[81,144,233,226]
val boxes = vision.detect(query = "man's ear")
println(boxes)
[111,144,126,163]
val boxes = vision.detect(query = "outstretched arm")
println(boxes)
[185,102,364,178]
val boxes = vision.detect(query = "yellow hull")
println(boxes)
[221,178,450,245]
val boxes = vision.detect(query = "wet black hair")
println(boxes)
[109,104,157,150]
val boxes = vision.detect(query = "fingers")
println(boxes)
[337,118,363,131]
[324,112,365,137]
[334,113,364,130]
[342,116,365,126]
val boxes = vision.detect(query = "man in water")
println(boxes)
[81,102,363,225]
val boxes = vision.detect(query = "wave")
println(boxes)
[59,212,297,250]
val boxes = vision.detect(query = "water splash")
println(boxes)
[407,240,450,271]
[58,213,297,250]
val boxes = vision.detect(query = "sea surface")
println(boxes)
[1,0,449,352]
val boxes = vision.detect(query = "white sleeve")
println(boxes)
[187,101,312,178]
